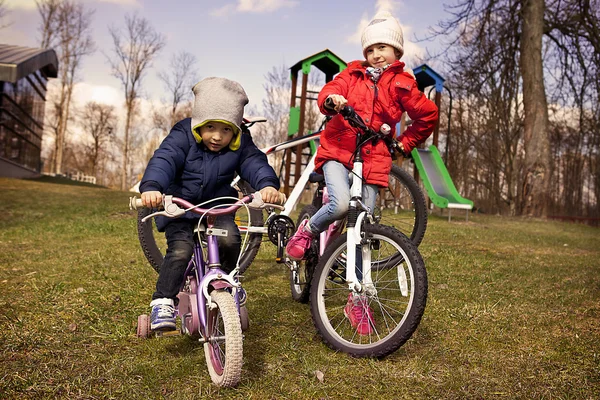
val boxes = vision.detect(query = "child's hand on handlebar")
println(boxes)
[325,95,348,113]
[259,187,286,205]
[141,191,163,208]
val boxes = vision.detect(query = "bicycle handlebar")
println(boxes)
[324,97,409,158]
[130,192,284,222]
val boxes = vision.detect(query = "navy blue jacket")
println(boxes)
[140,118,279,231]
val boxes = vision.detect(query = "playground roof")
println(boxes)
[0,44,58,83]
[413,63,445,92]
[290,49,347,81]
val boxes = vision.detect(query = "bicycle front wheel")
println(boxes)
[204,290,243,387]
[310,223,428,358]
[378,164,427,246]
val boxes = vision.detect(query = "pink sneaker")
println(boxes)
[286,219,314,260]
[344,293,375,336]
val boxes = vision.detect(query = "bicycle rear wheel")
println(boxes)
[235,180,265,274]
[378,164,427,246]
[137,208,165,274]
[290,205,319,303]
[204,290,243,387]
[310,223,427,358]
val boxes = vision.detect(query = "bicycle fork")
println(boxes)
[345,161,375,295]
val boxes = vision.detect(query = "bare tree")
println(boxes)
[80,102,116,179]
[107,14,165,190]
[519,0,550,216]
[0,0,12,29]
[424,0,598,218]
[36,0,95,175]
[158,51,198,128]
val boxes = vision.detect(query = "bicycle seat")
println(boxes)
[309,172,324,183]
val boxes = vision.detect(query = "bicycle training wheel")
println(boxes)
[290,204,319,303]
[377,164,427,246]
[204,290,243,387]
[309,223,428,358]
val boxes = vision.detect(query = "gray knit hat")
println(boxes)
[361,10,404,59]
[191,77,249,150]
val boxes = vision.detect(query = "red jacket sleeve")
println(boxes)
[317,67,352,116]
[395,74,438,152]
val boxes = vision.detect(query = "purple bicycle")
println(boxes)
[129,193,282,387]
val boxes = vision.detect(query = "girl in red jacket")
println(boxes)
[286,10,438,335]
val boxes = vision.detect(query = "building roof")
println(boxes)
[0,44,58,83]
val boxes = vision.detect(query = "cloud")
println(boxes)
[5,0,140,11]
[211,0,297,16]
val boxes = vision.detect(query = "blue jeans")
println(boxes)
[153,216,241,303]
[308,160,378,233]
[308,161,379,281]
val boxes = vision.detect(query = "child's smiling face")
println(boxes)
[365,43,399,68]
[199,121,235,152]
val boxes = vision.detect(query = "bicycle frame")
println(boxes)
[135,195,250,339]
[181,219,241,339]
[232,131,322,234]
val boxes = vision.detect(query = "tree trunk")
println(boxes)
[519,0,550,217]
[121,99,133,191]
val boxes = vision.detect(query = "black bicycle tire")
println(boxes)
[385,164,428,246]
[289,204,319,303]
[137,207,163,274]
[309,223,428,358]
[236,180,265,275]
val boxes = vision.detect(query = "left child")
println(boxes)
[140,77,283,331]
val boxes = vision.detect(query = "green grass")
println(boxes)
[0,177,598,399]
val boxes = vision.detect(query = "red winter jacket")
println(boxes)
[315,60,438,187]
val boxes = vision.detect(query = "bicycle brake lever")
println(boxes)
[248,191,285,211]
[140,195,185,223]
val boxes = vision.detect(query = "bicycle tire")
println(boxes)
[236,180,265,274]
[381,164,428,246]
[309,223,427,358]
[204,290,243,387]
[136,182,264,275]
[137,207,163,274]
[289,205,319,303]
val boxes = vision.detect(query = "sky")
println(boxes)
[1,0,450,116]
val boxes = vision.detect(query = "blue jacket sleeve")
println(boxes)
[237,134,280,191]
[139,121,189,193]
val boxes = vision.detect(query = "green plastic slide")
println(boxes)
[411,145,474,211]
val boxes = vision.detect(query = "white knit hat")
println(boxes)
[361,10,404,58]
[191,77,249,150]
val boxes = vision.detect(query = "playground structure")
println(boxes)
[283,49,346,197]
[283,53,474,220]
[410,64,474,220]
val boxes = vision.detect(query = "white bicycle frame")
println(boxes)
[232,125,374,292]
[231,133,321,235]
[344,159,374,294]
